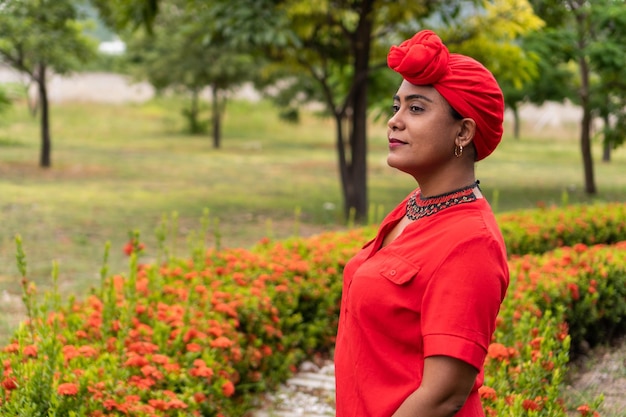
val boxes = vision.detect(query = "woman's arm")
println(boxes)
[391,355,478,417]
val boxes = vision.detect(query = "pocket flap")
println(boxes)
[379,254,420,285]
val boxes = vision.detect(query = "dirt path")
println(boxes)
[564,337,626,416]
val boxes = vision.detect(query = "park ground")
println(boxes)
[0,67,624,416]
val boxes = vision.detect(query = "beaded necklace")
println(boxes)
[406,180,480,221]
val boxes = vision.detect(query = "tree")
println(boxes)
[586,2,626,162]
[434,0,545,140]
[502,28,577,139]
[122,0,256,146]
[91,0,543,222]
[0,0,97,167]
[529,0,626,194]
[250,0,542,221]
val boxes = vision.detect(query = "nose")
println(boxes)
[388,111,402,131]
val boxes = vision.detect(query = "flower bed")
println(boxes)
[1,203,625,416]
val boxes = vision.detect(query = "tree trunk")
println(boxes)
[212,86,221,149]
[335,113,351,218]
[189,88,200,134]
[342,0,374,223]
[38,64,51,168]
[513,105,520,139]
[602,113,611,162]
[575,10,596,195]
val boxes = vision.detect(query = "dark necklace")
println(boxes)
[406,180,480,221]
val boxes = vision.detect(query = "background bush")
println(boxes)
[1,203,625,416]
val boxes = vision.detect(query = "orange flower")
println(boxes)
[576,404,600,416]
[487,343,510,361]
[57,382,79,396]
[127,341,159,355]
[210,337,234,349]
[3,343,19,353]
[23,345,37,358]
[148,399,168,411]
[79,346,98,358]
[190,365,214,379]
[186,343,202,352]
[124,354,149,367]
[167,399,188,409]
[478,386,497,401]
[221,380,235,397]
[260,345,272,357]
[62,345,80,362]
[183,329,207,343]
[141,365,164,380]
[151,354,170,364]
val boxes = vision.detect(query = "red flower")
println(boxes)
[127,341,159,355]
[78,345,98,358]
[57,382,79,396]
[1,377,17,391]
[222,380,235,397]
[487,343,510,361]
[522,398,541,411]
[62,345,80,362]
[193,392,206,403]
[210,337,234,349]
[186,343,202,352]
[478,386,497,401]
[3,343,19,353]
[124,354,149,367]
[23,345,37,358]
[123,239,145,256]
[576,404,599,416]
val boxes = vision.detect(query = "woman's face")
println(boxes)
[386,80,462,178]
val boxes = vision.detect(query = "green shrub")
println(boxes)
[499,203,626,255]
[1,203,625,416]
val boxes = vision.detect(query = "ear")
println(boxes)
[455,118,476,148]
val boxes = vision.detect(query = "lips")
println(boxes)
[388,138,407,147]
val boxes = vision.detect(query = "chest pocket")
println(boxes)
[378,253,421,285]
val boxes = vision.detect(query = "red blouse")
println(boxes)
[334,192,509,417]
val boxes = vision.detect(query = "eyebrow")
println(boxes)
[393,94,434,103]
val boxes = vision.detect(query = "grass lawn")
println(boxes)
[1,94,625,339]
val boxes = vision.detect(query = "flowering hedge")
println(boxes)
[1,203,625,416]
[498,202,626,255]
[481,241,626,416]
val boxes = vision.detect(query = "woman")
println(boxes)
[334,30,510,417]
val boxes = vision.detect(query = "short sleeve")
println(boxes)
[421,235,508,370]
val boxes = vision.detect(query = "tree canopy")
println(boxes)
[528,0,626,194]
[0,0,97,167]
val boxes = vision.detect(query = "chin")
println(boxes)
[387,156,419,178]
[387,155,406,171]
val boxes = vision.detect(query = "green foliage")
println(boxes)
[0,0,98,77]
[118,0,259,139]
[441,0,544,90]
[499,202,626,255]
[0,0,100,166]
[0,86,10,115]
[531,0,626,159]
[90,0,160,33]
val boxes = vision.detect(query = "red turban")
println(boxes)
[387,30,504,161]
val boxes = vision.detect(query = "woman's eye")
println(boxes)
[391,104,400,113]
[410,105,424,112]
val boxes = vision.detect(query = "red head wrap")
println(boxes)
[387,30,504,161]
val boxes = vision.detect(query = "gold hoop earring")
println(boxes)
[454,145,463,158]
